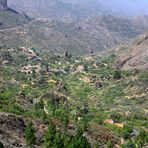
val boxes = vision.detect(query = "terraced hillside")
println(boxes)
[0,45,148,147]
[0,1,148,147]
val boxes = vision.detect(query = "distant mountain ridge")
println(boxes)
[8,0,148,21]
[8,0,105,22]
[0,16,148,55]
[0,0,148,55]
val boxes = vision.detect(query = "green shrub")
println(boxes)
[113,69,121,79]
[139,71,148,84]
[121,140,136,148]
[135,129,148,147]
[122,126,133,139]
[44,120,56,148]
[106,140,114,148]
[25,121,36,147]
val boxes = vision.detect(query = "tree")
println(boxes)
[44,120,56,148]
[93,143,101,148]
[0,141,4,148]
[25,121,36,147]
[113,69,121,79]
[84,64,88,72]
[135,129,148,147]
[35,98,44,110]
[121,140,135,148]
[71,127,91,148]
[65,51,72,58]
[63,115,69,132]
[45,63,49,72]
[41,110,47,122]
[81,116,88,132]
[62,132,73,148]
[122,126,133,139]
[53,133,64,148]
[106,140,114,148]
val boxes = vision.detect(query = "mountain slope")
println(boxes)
[0,0,147,55]
[115,33,148,70]
[0,15,148,55]
[0,43,148,147]
[8,0,106,22]
[8,0,148,21]
[0,0,29,29]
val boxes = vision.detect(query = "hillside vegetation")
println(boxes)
[0,0,148,147]
[0,45,148,147]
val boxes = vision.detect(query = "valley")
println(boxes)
[0,39,148,147]
[0,0,148,147]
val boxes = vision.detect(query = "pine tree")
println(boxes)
[42,110,47,122]
[44,120,56,148]
[93,143,101,148]
[113,69,121,79]
[63,115,69,132]
[25,121,36,148]
[71,127,91,148]
[81,116,88,131]
[106,140,114,148]
[0,141,4,148]
[53,133,64,148]
[121,140,135,148]
[136,129,148,147]
[63,132,73,148]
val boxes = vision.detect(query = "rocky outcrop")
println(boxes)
[0,112,48,148]
[41,92,68,104]
[0,50,13,65]
[115,33,148,70]
[0,112,26,148]
[0,0,7,10]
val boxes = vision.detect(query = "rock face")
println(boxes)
[0,112,48,147]
[0,112,26,148]
[115,33,148,70]
[0,0,7,10]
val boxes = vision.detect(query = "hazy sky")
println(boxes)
[97,0,148,15]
